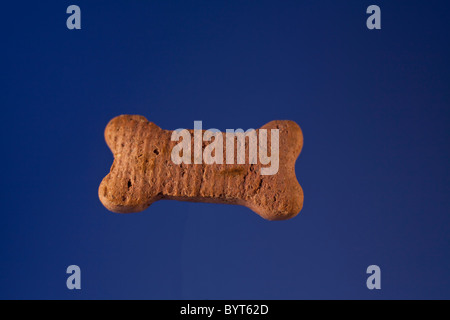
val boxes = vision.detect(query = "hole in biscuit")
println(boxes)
[153,148,160,155]
[127,180,132,189]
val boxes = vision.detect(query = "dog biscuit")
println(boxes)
[98,115,303,220]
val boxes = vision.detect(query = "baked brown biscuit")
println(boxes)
[98,115,303,220]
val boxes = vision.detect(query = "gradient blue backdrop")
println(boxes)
[1,0,449,299]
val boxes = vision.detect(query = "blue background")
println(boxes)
[1,0,449,299]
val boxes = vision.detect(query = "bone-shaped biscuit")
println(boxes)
[98,115,303,220]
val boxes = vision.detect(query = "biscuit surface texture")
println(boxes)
[99,115,303,220]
